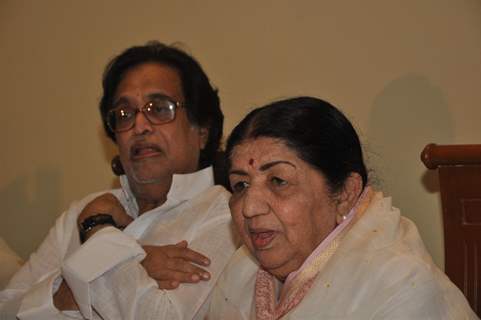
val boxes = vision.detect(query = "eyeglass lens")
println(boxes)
[108,99,176,132]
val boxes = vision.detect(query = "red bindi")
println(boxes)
[249,158,254,166]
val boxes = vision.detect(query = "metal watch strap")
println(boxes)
[79,213,117,243]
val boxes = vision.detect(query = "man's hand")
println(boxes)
[53,280,79,311]
[77,193,133,241]
[141,241,211,290]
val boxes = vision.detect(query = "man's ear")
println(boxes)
[198,126,209,150]
[336,173,363,216]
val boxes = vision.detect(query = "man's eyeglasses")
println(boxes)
[107,96,183,133]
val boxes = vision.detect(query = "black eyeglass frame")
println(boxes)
[106,96,183,133]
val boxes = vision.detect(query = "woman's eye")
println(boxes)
[231,181,249,193]
[271,177,287,187]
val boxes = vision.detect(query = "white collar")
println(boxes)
[119,166,215,218]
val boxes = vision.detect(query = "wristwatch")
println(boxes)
[79,213,118,243]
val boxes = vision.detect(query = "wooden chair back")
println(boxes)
[421,143,481,315]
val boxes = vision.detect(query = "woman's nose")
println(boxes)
[133,110,153,135]
[242,187,269,218]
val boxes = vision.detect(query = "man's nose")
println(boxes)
[133,110,153,135]
[242,187,270,218]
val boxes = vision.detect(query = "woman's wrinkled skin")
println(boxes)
[228,137,361,280]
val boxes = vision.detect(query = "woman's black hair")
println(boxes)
[99,41,223,169]
[226,96,367,192]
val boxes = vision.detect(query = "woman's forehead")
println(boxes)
[231,137,298,166]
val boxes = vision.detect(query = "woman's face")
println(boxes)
[228,137,339,280]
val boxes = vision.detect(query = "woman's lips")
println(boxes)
[249,229,276,249]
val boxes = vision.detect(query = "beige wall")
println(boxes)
[1,0,481,269]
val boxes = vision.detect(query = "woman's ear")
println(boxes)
[336,173,363,216]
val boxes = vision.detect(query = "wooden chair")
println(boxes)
[421,143,481,315]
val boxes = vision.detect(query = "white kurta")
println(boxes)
[0,167,237,320]
[208,192,478,319]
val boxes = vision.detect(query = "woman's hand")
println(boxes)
[141,241,211,290]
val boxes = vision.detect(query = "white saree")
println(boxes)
[207,190,478,319]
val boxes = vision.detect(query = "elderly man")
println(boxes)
[0,42,237,319]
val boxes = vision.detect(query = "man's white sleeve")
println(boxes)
[0,210,82,320]
[61,227,145,319]
[62,206,236,320]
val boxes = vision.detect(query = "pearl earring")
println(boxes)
[336,213,347,225]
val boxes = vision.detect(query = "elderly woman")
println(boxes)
[207,97,477,319]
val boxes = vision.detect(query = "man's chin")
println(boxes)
[126,162,172,185]
[133,176,164,184]
[126,167,169,185]
[130,171,165,184]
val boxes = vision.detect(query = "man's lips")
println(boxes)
[130,143,163,160]
[248,228,276,249]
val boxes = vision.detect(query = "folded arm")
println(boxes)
[64,210,236,319]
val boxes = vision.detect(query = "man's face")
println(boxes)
[114,63,208,188]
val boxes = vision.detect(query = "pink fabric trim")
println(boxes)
[283,188,366,286]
